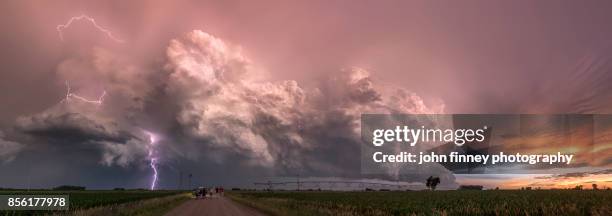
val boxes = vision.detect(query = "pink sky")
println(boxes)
[1,0,611,189]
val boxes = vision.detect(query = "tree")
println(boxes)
[592,184,598,190]
[426,176,440,190]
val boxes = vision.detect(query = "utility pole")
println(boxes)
[179,170,183,190]
[297,174,300,191]
[188,173,192,189]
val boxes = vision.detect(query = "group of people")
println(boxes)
[193,186,225,199]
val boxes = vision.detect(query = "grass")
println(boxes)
[228,190,612,216]
[71,193,191,216]
[0,190,189,216]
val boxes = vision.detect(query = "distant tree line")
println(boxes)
[53,185,86,190]
[459,185,484,190]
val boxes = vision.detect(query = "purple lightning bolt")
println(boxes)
[56,15,125,43]
[61,81,106,105]
[59,81,160,189]
[145,131,159,190]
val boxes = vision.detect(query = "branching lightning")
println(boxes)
[61,81,106,105]
[145,131,159,190]
[56,15,125,43]
[59,81,161,189]
[56,14,161,190]
[55,14,165,190]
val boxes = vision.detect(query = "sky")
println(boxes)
[0,0,611,190]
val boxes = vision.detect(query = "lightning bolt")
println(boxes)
[56,15,125,43]
[61,81,106,105]
[59,81,160,189]
[145,131,159,190]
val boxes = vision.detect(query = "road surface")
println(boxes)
[165,196,266,216]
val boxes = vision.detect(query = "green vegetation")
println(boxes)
[228,190,612,216]
[72,193,191,216]
[0,190,189,215]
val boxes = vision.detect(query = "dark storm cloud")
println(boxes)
[13,103,151,167]
[17,112,129,144]
[0,131,23,163]
[2,29,446,187]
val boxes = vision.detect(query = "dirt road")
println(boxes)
[164,196,266,216]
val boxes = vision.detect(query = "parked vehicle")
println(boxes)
[193,187,207,199]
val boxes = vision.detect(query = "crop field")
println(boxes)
[229,190,612,216]
[0,190,188,215]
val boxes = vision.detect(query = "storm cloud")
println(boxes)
[3,29,447,188]
[2,0,612,189]
[0,131,23,163]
